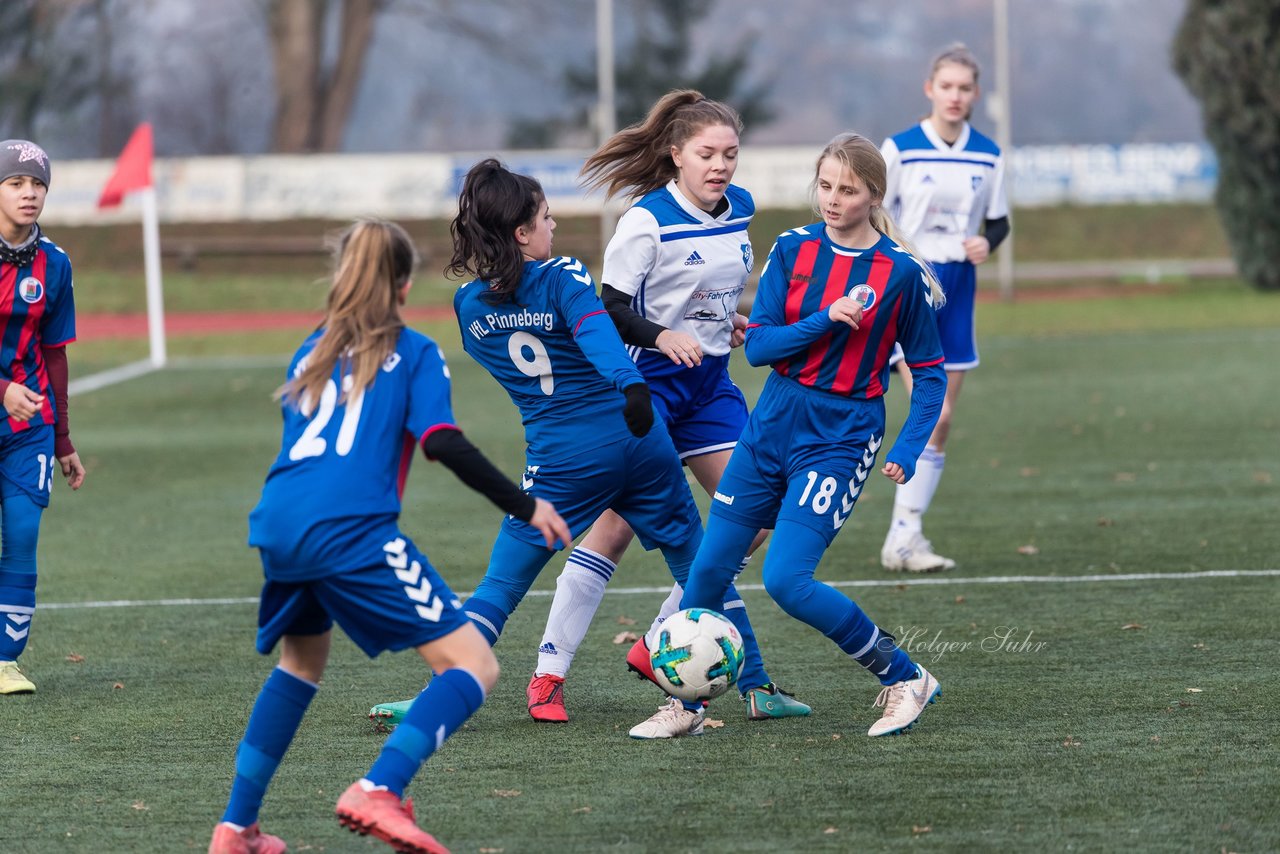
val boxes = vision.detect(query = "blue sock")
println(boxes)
[466,532,555,644]
[222,667,318,826]
[464,598,509,646]
[828,605,916,685]
[0,492,42,661]
[366,668,486,797]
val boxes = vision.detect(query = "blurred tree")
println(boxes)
[1174,1,1280,291]
[507,0,774,148]
[0,0,126,154]
[269,0,383,152]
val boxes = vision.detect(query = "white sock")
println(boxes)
[535,547,616,678]
[890,446,945,536]
[646,582,685,636]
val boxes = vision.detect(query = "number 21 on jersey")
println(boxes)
[289,374,365,461]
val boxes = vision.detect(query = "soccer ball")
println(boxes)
[650,608,745,702]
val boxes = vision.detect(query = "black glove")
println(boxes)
[622,383,654,437]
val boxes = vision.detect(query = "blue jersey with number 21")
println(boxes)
[249,327,457,582]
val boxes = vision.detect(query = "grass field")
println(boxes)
[2,274,1278,852]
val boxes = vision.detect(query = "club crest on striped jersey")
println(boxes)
[848,284,876,309]
[18,276,43,303]
[741,242,753,273]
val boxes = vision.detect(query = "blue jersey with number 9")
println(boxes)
[453,257,645,464]
[248,327,456,582]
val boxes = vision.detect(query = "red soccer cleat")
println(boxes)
[625,635,659,687]
[336,782,449,854]
[208,821,287,854]
[526,673,569,723]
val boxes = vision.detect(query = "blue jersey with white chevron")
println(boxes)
[248,327,457,581]
[0,232,75,436]
[602,181,754,378]
[454,256,645,463]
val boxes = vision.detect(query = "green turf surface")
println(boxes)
[3,284,1277,852]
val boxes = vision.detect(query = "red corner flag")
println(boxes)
[98,122,154,209]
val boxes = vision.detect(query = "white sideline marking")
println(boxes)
[38,569,1280,611]
[67,355,291,398]
[67,359,160,397]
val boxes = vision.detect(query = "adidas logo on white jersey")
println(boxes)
[683,250,706,266]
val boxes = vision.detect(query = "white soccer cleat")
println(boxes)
[0,661,35,695]
[881,529,956,572]
[628,697,705,739]
[867,665,941,737]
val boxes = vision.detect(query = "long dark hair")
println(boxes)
[447,158,545,303]
[580,89,743,201]
[278,218,417,409]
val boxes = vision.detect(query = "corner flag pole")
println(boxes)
[98,122,166,368]
[139,186,166,367]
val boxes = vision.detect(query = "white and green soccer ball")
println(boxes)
[650,607,745,702]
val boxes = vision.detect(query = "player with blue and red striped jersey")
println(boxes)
[681,133,948,738]
[878,43,1011,573]
[211,219,570,854]
[0,140,85,698]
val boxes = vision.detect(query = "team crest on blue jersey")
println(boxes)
[18,277,43,303]
[741,243,753,273]
[848,284,876,309]
[972,175,984,190]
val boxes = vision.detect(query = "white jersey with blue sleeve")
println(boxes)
[248,327,456,582]
[454,256,645,463]
[881,121,1008,263]
[602,181,755,377]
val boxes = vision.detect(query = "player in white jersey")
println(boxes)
[526,90,810,735]
[879,43,1011,572]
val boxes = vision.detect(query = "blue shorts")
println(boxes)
[504,424,702,551]
[890,260,978,372]
[647,354,748,460]
[255,534,469,658]
[0,424,55,508]
[709,373,885,547]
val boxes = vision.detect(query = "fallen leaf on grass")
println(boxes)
[1150,736,1161,743]
[1186,688,1203,693]
[1019,467,1039,477]
[612,631,640,644]
[572,806,591,814]
[616,616,636,626]
[492,789,521,798]
[831,733,842,740]
[1096,517,1113,527]
[1120,623,1145,631]
[1192,643,1207,650]
[954,595,966,604]
[1016,544,1039,555]
[480,849,505,853]
[823,827,839,835]
[704,718,725,729]
[1252,471,1273,484]
[65,653,85,663]
[1113,472,1137,482]
[912,825,933,835]
[113,682,125,690]
[131,801,148,811]
[1062,736,1082,748]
